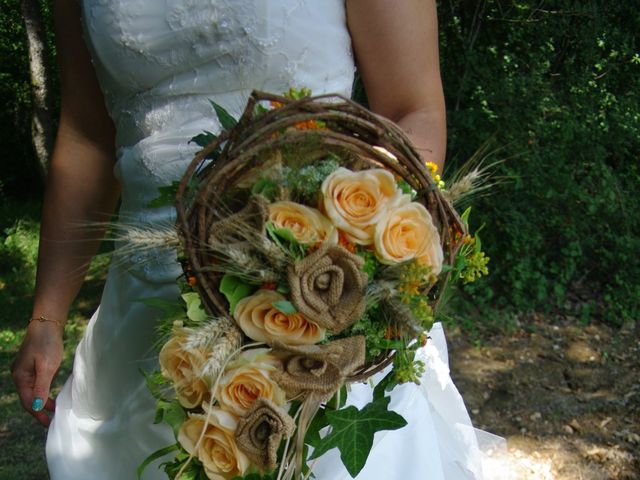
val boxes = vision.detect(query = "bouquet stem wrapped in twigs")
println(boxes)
[139,89,485,480]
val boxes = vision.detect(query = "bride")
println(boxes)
[12,0,491,478]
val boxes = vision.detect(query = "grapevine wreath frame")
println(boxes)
[175,90,467,383]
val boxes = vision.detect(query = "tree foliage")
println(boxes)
[439,1,640,323]
[0,0,56,198]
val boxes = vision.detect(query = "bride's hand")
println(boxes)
[12,321,64,427]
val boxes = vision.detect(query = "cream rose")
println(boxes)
[234,290,325,345]
[216,349,286,416]
[178,408,249,480]
[374,202,443,274]
[159,328,210,409]
[269,201,337,245]
[321,167,408,244]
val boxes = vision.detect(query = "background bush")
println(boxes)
[439,1,640,324]
[1,0,638,324]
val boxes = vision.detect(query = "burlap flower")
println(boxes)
[287,244,368,333]
[235,398,295,471]
[272,336,366,402]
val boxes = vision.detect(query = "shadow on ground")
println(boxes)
[448,316,640,479]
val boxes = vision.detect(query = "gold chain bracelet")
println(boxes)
[30,315,63,327]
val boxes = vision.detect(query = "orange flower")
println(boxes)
[374,202,443,275]
[321,168,409,245]
[234,290,325,346]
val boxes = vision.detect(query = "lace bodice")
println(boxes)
[80,0,355,281]
[82,0,354,149]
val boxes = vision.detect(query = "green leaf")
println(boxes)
[372,372,398,402]
[190,130,217,147]
[309,396,407,477]
[141,369,172,401]
[181,292,208,322]
[155,399,187,435]
[251,177,280,201]
[211,101,238,131]
[460,206,472,225]
[148,181,181,208]
[272,299,297,315]
[265,222,307,260]
[137,444,179,479]
[305,407,329,448]
[219,275,255,314]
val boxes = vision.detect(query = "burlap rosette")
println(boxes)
[175,90,466,382]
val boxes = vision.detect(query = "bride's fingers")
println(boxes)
[45,397,56,412]
[12,364,51,426]
[31,360,56,414]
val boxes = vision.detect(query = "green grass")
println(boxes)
[0,200,110,479]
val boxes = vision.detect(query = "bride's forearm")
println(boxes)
[32,0,121,328]
[393,107,446,173]
[347,0,446,171]
[31,126,120,326]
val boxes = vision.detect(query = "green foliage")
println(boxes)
[309,395,407,477]
[219,274,256,314]
[282,157,340,204]
[438,1,640,323]
[0,0,57,198]
[265,221,307,260]
[348,303,388,361]
[148,181,181,208]
[211,100,238,131]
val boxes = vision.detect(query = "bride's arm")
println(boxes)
[346,0,446,171]
[12,0,120,427]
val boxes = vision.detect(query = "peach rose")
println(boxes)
[159,329,210,409]
[178,408,249,480]
[216,349,286,416]
[269,201,338,245]
[321,168,408,244]
[374,202,443,274]
[234,290,325,346]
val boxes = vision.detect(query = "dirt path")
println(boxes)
[447,317,640,479]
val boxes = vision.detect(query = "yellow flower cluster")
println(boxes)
[425,161,445,189]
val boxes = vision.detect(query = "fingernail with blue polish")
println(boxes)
[32,397,44,412]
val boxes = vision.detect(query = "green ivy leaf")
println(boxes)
[211,101,238,131]
[148,181,180,208]
[309,396,407,477]
[181,292,208,322]
[219,275,255,315]
[272,300,297,315]
[305,407,329,448]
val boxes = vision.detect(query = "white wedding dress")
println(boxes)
[47,1,500,478]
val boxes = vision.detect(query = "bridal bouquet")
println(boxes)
[138,89,488,480]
